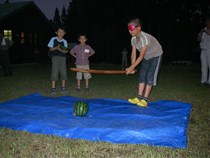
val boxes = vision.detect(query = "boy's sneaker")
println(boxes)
[128,97,141,104]
[61,87,67,94]
[137,99,148,107]
[76,87,81,92]
[51,88,56,95]
[85,87,89,91]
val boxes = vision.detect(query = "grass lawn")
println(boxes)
[0,63,209,158]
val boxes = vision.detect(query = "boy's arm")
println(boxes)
[204,29,210,36]
[64,40,68,48]
[48,38,60,51]
[131,45,137,64]
[126,46,147,74]
[88,46,95,56]
[197,29,204,42]
[49,46,60,51]
[89,50,95,56]
[69,50,76,58]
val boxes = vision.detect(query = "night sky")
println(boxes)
[0,0,69,19]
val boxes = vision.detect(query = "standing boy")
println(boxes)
[70,34,95,91]
[126,18,163,107]
[48,27,68,95]
[121,48,128,70]
[197,17,210,85]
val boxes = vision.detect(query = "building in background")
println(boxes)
[0,1,54,63]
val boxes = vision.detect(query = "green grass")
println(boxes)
[0,63,209,158]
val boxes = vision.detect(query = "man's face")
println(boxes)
[56,29,65,38]
[128,23,141,37]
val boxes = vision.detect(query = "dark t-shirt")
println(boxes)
[48,37,68,57]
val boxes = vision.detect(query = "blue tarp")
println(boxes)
[0,93,192,148]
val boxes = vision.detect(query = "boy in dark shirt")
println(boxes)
[47,27,68,95]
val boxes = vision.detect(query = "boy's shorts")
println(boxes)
[76,65,92,80]
[51,56,67,81]
[138,55,162,86]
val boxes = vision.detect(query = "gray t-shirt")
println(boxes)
[131,31,163,60]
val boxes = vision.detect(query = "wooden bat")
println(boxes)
[70,67,130,74]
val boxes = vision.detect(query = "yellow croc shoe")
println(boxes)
[137,99,148,107]
[128,97,141,104]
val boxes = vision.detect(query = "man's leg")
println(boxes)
[77,79,81,87]
[138,83,145,96]
[206,51,210,84]
[85,79,88,87]
[4,51,12,76]
[137,56,161,107]
[83,65,91,90]
[52,81,56,89]
[1,51,8,76]
[62,80,66,88]
[51,57,59,95]
[136,83,150,107]
[76,79,81,92]
[76,65,83,91]
[128,59,149,105]
[144,85,152,98]
[60,57,68,93]
[201,51,208,83]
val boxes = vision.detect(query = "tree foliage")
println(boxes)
[52,7,62,30]
[65,0,210,63]
[61,6,67,25]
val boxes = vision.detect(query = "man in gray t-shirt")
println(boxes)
[126,18,163,107]
[197,17,210,85]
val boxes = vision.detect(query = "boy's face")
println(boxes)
[128,23,141,37]
[56,29,66,39]
[78,36,87,44]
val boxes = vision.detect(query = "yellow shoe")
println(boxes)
[137,99,148,107]
[128,97,141,104]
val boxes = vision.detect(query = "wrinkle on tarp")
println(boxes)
[0,93,192,148]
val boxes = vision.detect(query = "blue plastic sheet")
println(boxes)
[0,93,192,148]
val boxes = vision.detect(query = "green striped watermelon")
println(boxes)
[73,101,89,117]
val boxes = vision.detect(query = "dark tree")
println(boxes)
[65,0,87,41]
[52,7,62,29]
[65,0,132,62]
[156,0,210,62]
[65,0,210,63]
[5,0,9,4]
[61,6,67,25]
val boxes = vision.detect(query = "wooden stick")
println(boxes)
[70,68,127,74]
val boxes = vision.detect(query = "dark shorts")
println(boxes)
[138,55,162,86]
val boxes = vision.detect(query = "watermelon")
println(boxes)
[73,101,89,117]
[60,45,69,52]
